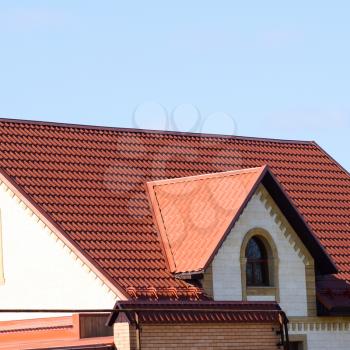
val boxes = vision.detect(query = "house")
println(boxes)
[0,117,349,349]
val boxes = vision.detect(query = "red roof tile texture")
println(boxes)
[0,315,114,349]
[0,316,77,343]
[0,336,115,350]
[316,275,350,314]
[147,167,266,273]
[0,118,350,298]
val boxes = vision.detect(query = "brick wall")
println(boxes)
[114,322,280,350]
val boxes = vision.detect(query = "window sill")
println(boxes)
[247,286,276,297]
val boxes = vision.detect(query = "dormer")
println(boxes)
[147,166,336,316]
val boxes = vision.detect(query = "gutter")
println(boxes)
[277,311,290,350]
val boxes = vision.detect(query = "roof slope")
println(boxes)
[0,118,349,298]
[147,167,266,273]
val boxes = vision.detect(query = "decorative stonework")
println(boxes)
[289,317,350,332]
[0,180,118,300]
[257,185,313,265]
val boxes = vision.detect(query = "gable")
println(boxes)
[211,185,315,316]
[0,179,117,320]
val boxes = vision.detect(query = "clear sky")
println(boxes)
[0,1,349,171]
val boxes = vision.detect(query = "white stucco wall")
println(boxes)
[0,182,117,320]
[212,186,308,316]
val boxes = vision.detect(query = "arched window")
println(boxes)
[245,237,269,286]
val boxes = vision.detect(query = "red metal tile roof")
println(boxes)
[0,315,114,349]
[316,275,350,315]
[109,300,282,324]
[0,336,115,350]
[0,316,77,343]
[0,118,349,298]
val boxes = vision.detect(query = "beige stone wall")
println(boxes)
[114,322,280,350]
[114,321,137,350]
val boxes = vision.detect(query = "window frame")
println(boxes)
[240,228,279,301]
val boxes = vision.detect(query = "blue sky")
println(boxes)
[0,1,349,170]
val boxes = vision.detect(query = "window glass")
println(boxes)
[246,238,263,259]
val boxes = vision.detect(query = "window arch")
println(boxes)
[240,228,279,300]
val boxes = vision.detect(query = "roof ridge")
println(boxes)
[0,116,314,145]
[148,166,267,188]
[0,324,73,334]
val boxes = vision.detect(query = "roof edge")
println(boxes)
[312,140,350,177]
[0,116,314,144]
[145,182,176,272]
[261,169,337,275]
[147,167,264,188]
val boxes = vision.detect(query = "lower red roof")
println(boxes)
[317,275,350,315]
[108,300,283,325]
[0,315,114,350]
[0,337,115,350]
